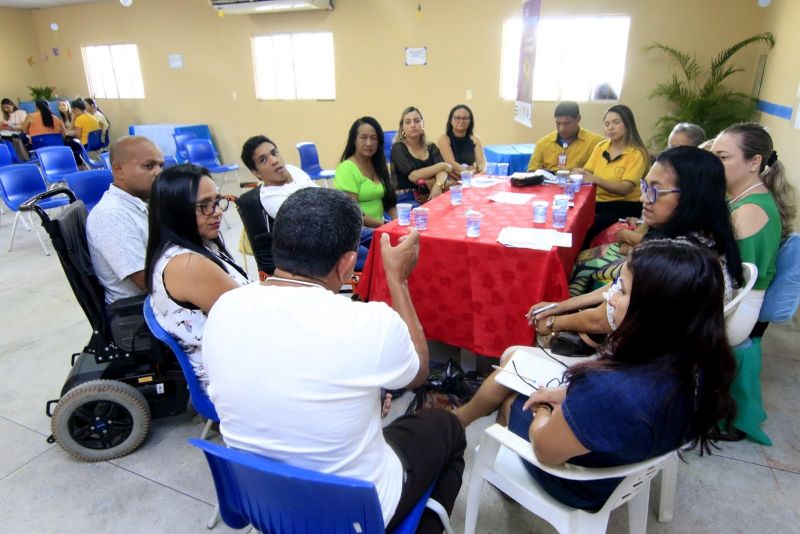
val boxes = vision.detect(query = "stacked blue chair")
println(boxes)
[86,129,104,153]
[0,164,69,254]
[173,132,198,163]
[72,140,105,169]
[0,143,15,167]
[184,139,239,182]
[29,133,64,154]
[189,438,453,534]
[100,152,111,170]
[296,142,335,182]
[384,130,397,163]
[35,146,80,187]
[62,169,113,211]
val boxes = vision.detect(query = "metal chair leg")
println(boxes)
[8,212,21,251]
[206,503,220,529]
[200,419,214,440]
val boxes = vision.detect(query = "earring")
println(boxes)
[401,130,406,139]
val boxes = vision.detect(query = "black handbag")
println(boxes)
[548,331,598,357]
[510,174,545,187]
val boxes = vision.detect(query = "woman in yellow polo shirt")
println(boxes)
[577,104,649,247]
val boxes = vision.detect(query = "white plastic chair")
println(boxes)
[465,424,676,534]
[724,262,758,346]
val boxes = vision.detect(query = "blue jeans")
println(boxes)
[355,227,373,271]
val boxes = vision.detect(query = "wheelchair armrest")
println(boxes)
[109,294,147,317]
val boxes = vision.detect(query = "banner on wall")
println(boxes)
[514,0,542,127]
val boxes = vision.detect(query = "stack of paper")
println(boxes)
[487,192,536,205]
[497,227,572,250]
[471,176,506,188]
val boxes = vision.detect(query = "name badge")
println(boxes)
[558,153,567,168]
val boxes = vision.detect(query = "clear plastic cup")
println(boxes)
[397,203,412,226]
[461,170,473,187]
[412,207,429,231]
[485,162,497,177]
[569,174,583,198]
[466,210,483,237]
[497,162,510,177]
[556,169,569,186]
[533,201,549,224]
[552,206,568,229]
[450,185,463,206]
[553,194,569,211]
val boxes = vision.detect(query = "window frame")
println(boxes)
[81,43,146,100]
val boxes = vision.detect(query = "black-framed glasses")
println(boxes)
[453,116,471,122]
[195,196,229,216]
[640,179,681,204]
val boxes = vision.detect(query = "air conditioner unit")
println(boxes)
[210,0,334,15]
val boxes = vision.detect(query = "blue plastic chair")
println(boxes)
[189,438,453,534]
[100,152,111,170]
[62,169,113,211]
[162,155,180,169]
[1,140,22,164]
[184,139,239,181]
[173,132,197,163]
[70,139,105,169]
[86,129,104,152]
[30,133,65,152]
[142,296,219,438]
[296,142,335,182]
[0,164,69,254]
[759,233,800,324]
[384,130,397,163]
[0,143,14,167]
[35,146,80,186]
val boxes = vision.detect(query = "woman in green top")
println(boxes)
[711,122,797,444]
[335,116,397,228]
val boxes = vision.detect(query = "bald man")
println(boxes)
[87,136,164,304]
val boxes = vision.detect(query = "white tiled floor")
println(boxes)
[1,184,798,533]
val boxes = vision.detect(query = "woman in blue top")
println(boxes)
[457,239,736,511]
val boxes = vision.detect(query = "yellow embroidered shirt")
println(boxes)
[526,128,604,172]
[584,140,649,203]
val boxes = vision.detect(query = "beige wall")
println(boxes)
[18,0,767,169]
[0,7,45,102]
[757,0,800,228]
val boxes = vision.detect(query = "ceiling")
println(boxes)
[0,0,105,8]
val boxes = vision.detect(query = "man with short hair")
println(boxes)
[240,135,315,219]
[526,101,603,172]
[203,188,466,532]
[87,136,164,304]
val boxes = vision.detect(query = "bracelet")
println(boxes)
[534,403,554,414]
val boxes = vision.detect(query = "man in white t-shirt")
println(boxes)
[203,188,465,531]
[87,136,164,304]
[241,135,373,269]
[240,134,315,219]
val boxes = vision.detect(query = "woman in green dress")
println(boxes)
[334,116,397,228]
[711,122,797,444]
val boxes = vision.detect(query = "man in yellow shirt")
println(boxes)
[70,99,100,146]
[526,102,603,172]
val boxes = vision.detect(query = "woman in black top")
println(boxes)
[390,106,452,202]
[437,104,486,181]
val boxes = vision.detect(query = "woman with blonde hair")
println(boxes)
[711,122,796,444]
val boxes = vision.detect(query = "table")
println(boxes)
[484,144,536,174]
[355,180,596,357]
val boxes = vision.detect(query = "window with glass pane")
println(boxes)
[82,44,145,99]
[253,32,335,100]
[500,16,631,102]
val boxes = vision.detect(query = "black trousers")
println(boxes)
[582,200,643,249]
[384,409,466,533]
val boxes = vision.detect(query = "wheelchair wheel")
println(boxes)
[51,379,151,462]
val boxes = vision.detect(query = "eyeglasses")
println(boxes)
[453,116,471,122]
[195,196,229,216]
[640,179,681,204]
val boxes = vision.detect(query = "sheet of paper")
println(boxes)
[487,192,536,205]
[494,348,571,397]
[497,226,572,250]
[470,177,506,188]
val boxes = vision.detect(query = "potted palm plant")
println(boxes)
[645,32,775,149]
[28,85,56,101]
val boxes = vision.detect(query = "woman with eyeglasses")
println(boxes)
[145,164,248,390]
[575,104,650,248]
[531,147,742,351]
[436,104,486,181]
[457,239,737,512]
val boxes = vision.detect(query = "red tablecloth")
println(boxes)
[356,181,596,357]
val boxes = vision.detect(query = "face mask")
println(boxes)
[604,279,622,331]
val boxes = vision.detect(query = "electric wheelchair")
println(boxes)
[22,188,189,461]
